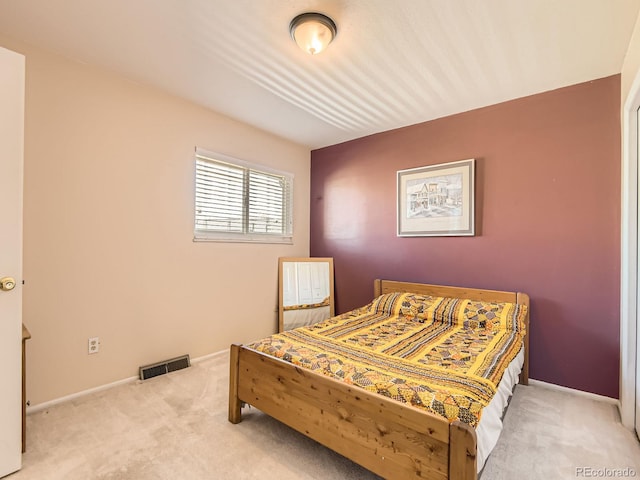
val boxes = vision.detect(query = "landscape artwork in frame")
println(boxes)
[397,159,475,236]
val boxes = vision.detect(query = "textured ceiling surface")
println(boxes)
[0,0,637,149]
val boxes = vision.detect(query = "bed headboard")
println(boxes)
[374,279,529,307]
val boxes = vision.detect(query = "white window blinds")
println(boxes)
[194,148,293,243]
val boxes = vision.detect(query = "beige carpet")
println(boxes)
[9,352,640,480]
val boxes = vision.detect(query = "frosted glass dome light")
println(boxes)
[289,13,337,55]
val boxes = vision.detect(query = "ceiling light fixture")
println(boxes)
[289,12,337,55]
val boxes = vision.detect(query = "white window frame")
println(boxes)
[193,147,294,244]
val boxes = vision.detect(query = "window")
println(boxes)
[194,148,293,243]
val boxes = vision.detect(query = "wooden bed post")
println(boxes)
[228,344,242,424]
[373,279,382,297]
[449,421,477,480]
[516,292,530,386]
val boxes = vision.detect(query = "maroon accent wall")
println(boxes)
[310,75,621,398]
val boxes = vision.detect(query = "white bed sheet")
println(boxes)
[476,346,525,472]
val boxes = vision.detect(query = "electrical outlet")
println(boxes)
[88,337,100,354]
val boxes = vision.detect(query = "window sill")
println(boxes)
[193,233,293,245]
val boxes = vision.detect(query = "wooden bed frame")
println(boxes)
[229,279,530,480]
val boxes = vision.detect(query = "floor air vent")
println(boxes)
[139,354,191,380]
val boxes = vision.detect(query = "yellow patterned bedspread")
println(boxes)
[248,292,527,428]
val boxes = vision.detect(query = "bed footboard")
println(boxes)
[228,343,477,480]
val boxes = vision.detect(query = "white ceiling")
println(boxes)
[0,0,637,149]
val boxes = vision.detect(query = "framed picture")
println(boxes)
[397,159,475,237]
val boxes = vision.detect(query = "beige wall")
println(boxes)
[0,36,310,406]
[622,13,640,102]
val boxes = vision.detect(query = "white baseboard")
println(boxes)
[26,348,229,415]
[191,348,228,364]
[528,379,619,407]
[26,374,139,414]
